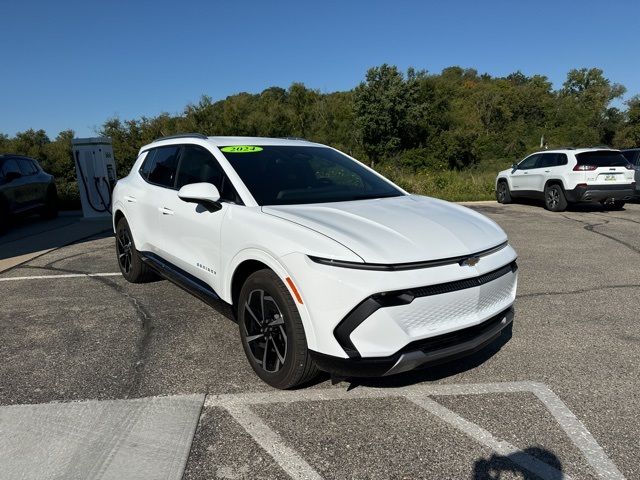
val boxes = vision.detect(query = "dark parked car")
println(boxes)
[0,154,58,232]
[621,148,640,198]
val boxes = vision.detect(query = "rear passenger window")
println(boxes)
[538,154,556,168]
[144,146,181,188]
[556,153,568,166]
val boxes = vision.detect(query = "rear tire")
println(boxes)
[115,217,156,283]
[496,181,512,204]
[602,201,625,211]
[544,184,567,212]
[40,185,59,219]
[238,269,319,389]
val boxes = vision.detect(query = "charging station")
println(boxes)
[72,137,117,218]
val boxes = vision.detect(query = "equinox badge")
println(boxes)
[459,256,480,267]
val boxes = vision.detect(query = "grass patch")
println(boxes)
[376,165,498,202]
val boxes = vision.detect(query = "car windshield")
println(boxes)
[575,150,629,167]
[219,145,403,205]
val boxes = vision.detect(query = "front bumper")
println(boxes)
[310,306,514,377]
[565,184,636,203]
[282,243,518,361]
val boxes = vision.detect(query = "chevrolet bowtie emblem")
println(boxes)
[460,256,480,267]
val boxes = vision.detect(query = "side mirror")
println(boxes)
[178,182,221,212]
[511,163,518,173]
[5,171,22,182]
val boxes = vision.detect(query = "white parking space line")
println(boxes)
[532,384,625,480]
[0,272,121,282]
[206,381,622,480]
[224,403,323,480]
[407,395,569,480]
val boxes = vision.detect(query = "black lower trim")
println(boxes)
[140,251,233,315]
[311,307,514,377]
[564,184,635,202]
[510,190,544,200]
[334,261,518,358]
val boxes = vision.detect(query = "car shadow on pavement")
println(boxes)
[0,212,113,267]
[511,197,630,212]
[473,447,564,480]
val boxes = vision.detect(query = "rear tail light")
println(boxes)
[573,164,597,171]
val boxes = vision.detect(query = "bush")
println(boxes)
[55,180,81,210]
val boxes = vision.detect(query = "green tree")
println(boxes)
[354,64,412,165]
[614,96,640,147]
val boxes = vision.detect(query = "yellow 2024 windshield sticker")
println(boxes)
[220,146,263,153]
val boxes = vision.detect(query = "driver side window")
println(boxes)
[175,145,241,203]
[518,154,540,170]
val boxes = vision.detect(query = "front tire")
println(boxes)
[115,217,156,283]
[238,269,319,389]
[544,184,567,212]
[496,181,512,204]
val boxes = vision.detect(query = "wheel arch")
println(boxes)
[544,178,566,191]
[112,206,142,248]
[113,208,125,232]
[226,249,318,351]
[496,175,514,192]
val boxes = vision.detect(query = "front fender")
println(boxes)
[225,248,317,352]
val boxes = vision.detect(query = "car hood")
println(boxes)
[262,195,507,264]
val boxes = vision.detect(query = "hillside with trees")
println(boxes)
[2,65,639,207]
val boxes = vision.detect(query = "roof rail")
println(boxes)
[153,133,208,142]
[278,136,307,141]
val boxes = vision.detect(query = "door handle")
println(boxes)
[544,170,551,173]
[124,195,137,203]
[158,206,174,215]
[523,171,528,174]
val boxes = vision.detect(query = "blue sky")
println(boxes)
[2,0,639,138]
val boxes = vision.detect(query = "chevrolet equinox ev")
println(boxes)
[112,135,518,388]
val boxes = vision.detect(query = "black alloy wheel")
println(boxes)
[243,289,288,373]
[116,226,133,275]
[238,269,319,389]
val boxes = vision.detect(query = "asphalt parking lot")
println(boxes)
[1,202,639,479]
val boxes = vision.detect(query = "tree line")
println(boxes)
[1,64,639,204]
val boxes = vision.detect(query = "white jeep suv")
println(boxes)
[113,135,517,388]
[496,148,636,211]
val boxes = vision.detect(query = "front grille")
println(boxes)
[409,262,517,299]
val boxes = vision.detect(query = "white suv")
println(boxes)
[496,148,636,211]
[113,135,517,388]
